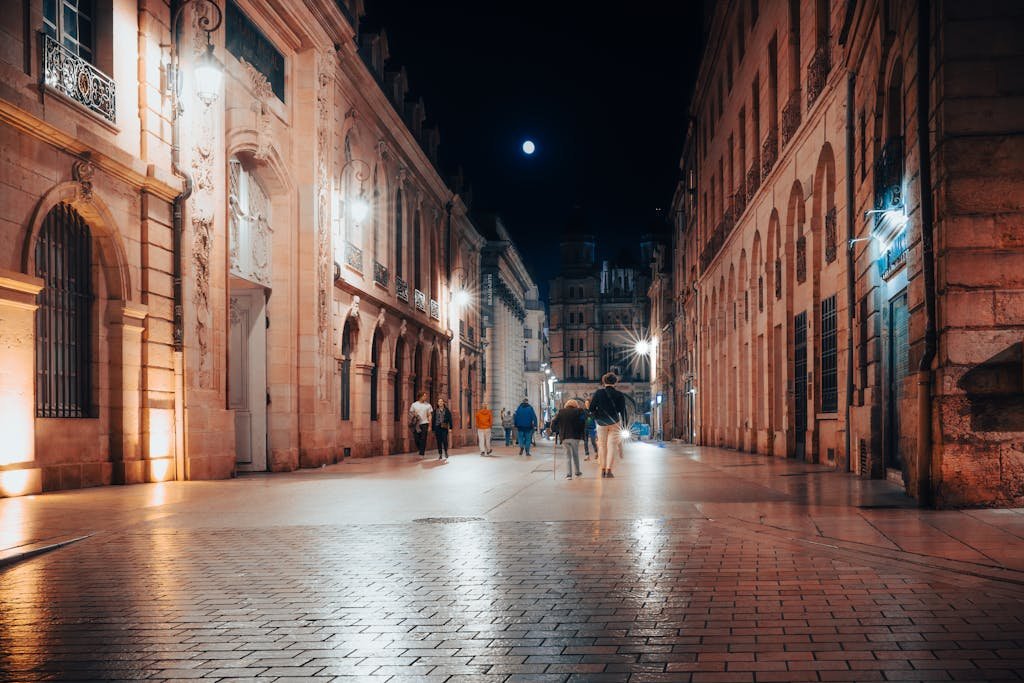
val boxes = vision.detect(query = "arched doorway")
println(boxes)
[228,155,271,472]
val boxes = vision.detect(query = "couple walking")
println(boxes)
[474,398,538,456]
[408,392,454,459]
[551,372,627,479]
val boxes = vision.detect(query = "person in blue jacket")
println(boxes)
[513,398,538,456]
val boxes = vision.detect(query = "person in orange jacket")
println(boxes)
[475,402,494,456]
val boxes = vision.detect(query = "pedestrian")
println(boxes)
[583,400,598,461]
[501,408,514,446]
[475,402,494,456]
[513,397,538,456]
[550,399,585,479]
[432,398,453,459]
[408,392,433,457]
[589,372,627,478]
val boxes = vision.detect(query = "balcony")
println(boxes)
[874,136,904,229]
[732,190,747,220]
[414,289,426,312]
[344,241,363,273]
[41,33,116,124]
[396,276,410,302]
[746,162,760,202]
[525,361,541,372]
[429,298,440,320]
[373,261,389,288]
[807,46,831,108]
[781,93,801,146]
[699,218,729,272]
[761,127,778,178]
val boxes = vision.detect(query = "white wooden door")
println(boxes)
[229,289,267,471]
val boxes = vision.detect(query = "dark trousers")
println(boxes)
[413,425,429,455]
[504,428,513,446]
[433,427,449,455]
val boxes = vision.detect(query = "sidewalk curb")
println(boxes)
[0,534,92,570]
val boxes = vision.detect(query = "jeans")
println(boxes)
[433,427,449,455]
[504,428,512,446]
[596,423,622,471]
[516,428,534,454]
[477,429,492,454]
[413,424,429,455]
[563,439,581,476]
[585,431,598,455]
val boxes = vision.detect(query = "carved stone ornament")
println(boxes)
[239,59,274,161]
[399,319,408,338]
[376,308,387,329]
[72,157,96,202]
[349,295,360,319]
[377,139,389,161]
[774,258,782,300]
[796,235,807,284]
[824,206,838,264]
[316,51,333,400]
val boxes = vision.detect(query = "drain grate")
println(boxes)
[413,517,485,524]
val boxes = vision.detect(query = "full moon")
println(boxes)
[522,140,536,155]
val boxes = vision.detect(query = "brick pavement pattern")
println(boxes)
[3,515,1024,682]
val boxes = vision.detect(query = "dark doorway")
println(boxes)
[794,311,808,459]
[886,290,910,475]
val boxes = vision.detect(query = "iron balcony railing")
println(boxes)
[345,241,363,273]
[761,127,778,177]
[373,261,389,287]
[807,46,831,108]
[746,162,761,202]
[429,298,440,320]
[781,92,801,146]
[396,276,410,302]
[41,33,116,124]
[874,136,905,227]
[414,289,426,312]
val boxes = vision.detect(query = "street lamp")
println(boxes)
[340,158,372,223]
[169,1,224,116]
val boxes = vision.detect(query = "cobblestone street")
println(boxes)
[3,442,1024,682]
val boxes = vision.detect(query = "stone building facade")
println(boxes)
[671,0,1024,506]
[0,0,487,497]
[549,215,653,421]
[477,214,543,427]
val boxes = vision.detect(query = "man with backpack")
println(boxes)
[513,398,538,456]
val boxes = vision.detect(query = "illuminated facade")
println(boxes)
[548,214,654,421]
[0,0,487,496]
[671,0,1024,505]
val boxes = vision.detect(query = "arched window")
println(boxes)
[413,344,423,396]
[340,320,354,420]
[372,167,381,266]
[393,337,404,422]
[569,365,575,378]
[36,203,93,418]
[370,329,381,421]
[429,348,440,405]
[394,189,404,278]
[578,365,585,378]
[569,338,575,352]
[579,338,585,352]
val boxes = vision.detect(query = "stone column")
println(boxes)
[0,270,45,497]
[353,363,374,455]
[108,303,150,484]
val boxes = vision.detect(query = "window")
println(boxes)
[393,338,404,422]
[340,321,354,420]
[569,365,576,378]
[370,330,381,421]
[413,210,421,289]
[569,338,575,352]
[394,189,404,277]
[579,338,584,352]
[36,203,93,418]
[524,328,533,339]
[44,0,95,63]
[821,294,838,412]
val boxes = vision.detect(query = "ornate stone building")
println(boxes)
[671,0,1024,506]
[477,214,544,426]
[0,0,486,496]
[548,213,653,420]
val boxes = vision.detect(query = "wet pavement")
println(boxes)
[2,441,1024,681]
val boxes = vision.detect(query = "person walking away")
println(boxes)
[408,392,433,457]
[514,398,538,456]
[432,398,453,459]
[501,408,514,446]
[584,410,598,461]
[581,399,595,460]
[551,399,585,479]
[475,403,494,455]
[589,372,627,478]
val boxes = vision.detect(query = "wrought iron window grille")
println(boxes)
[41,33,116,124]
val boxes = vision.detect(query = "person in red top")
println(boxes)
[474,403,494,456]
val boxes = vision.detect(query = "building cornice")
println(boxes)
[0,100,182,202]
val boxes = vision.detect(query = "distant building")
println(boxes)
[548,212,654,421]
[670,0,1024,506]
[477,215,543,428]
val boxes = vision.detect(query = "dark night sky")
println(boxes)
[362,1,704,295]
